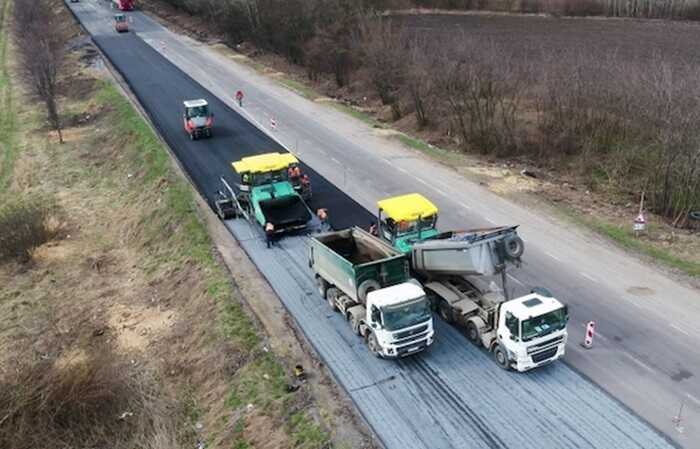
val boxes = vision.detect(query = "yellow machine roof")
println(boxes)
[231,152,298,174]
[377,193,439,222]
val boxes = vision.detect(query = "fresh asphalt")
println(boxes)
[67,1,693,447]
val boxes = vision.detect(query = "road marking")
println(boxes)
[330,157,341,165]
[381,158,392,165]
[687,393,700,407]
[397,167,409,174]
[507,274,525,287]
[484,217,496,224]
[545,251,562,262]
[458,201,471,210]
[620,296,643,309]
[580,272,599,284]
[622,352,656,374]
[414,177,430,187]
[434,188,448,198]
[670,323,691,336]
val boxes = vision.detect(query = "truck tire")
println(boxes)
[326,287,339,311]
[466,321,480,344]
[504,235,524,259]
[358,279,381,303]
[494,344,510,370]
[316,276,329,299]
[367,332,382,358]
[439,300,454,324]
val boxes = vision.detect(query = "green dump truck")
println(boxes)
[309,227,434,358]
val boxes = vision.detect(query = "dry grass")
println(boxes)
[0,3,334,449]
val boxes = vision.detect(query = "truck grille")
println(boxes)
[531,347,558,364]
[394,325,428,341]
[527,335,564,354]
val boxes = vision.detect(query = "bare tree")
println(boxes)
[13,0,68,143]
[358,20,407,120]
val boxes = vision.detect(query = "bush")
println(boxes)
[0,348,179,449]
[0,198,57,263]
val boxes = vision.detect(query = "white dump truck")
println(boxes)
[375,193,569,371]
[309,227,435,358]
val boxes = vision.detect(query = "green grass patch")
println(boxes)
[288,412,330,449]
[329,102,381,127]
[0,0,18,194]
[225,352,289,411]
[586,219,700,277]
[278,78,320,100]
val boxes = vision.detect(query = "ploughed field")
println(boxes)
[397,13,700,65]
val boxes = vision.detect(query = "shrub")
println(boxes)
[0,197,57,263]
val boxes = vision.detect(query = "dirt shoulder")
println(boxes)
[138,0,700,283]
[0,3,372,449]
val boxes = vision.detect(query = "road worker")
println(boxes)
[288,164,302,183]
[317,208,329,232]
[265,222,275,248]
[235,90,244,107]
[369,221,378,236]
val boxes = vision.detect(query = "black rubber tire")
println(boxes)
[439,300,454,324]
[466,321,480,344]
[326,287,339,311]
[316,276,328,299]
[358,279,381,303]
[504,235,524,259]
[367,333,382,358]
[494,344,510,370]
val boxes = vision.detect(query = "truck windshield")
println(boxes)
[521,307,568,342]
[382,297,431,331]
[187,106,208,118]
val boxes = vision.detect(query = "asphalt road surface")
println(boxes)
[67,1,698,447]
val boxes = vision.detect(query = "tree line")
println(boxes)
[158,0,700,224]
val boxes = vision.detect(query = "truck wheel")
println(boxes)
[358,279,381,303]
[326,287,339,311]
[439,300,454,324]
[504,235,524,259]
[494,344,510,370]
[466,321,480,344]
[367,333,382,358]
[316,276,328,299]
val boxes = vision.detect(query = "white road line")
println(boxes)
[620,296,643,309]
[484,217,496,224]
[397,167,409,174]
[434,189,448,198]
[330,157,341,165]
[458,201,471,210]
[414,177,430,187]
[507,274,525,287]
[545,251,562,262]
[580,272,599,284]
[687,393,700,407]
[670,323,691,336]
[381,158,392,165]
[622,352,656,374]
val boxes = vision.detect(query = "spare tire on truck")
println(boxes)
[358,279,381,303]
[504,235,524,259]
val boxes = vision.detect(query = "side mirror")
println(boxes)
[510,334,519,342]
[370,323,378,329]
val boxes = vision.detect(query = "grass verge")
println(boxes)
[0,0,17,193]
[579,215,700,277]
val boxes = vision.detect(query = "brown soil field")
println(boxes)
[396,13,700,65]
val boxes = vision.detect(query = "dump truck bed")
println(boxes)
[411,226,520,276]
[309,227,410,303]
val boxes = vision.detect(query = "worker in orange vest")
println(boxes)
[265,222,275,248]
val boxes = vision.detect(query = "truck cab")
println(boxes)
[364,283,435,358]
[377,193,439,254]
[183,99,213,140]
[496,291,568,371]
[232,152,312,232]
